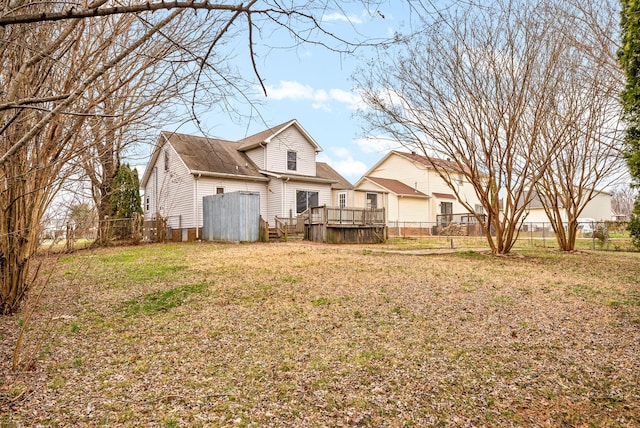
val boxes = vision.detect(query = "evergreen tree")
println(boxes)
[110,164,143,239]
[619,0,640,248]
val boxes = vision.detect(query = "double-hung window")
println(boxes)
[287,151,297,171]
[338,192,347,208]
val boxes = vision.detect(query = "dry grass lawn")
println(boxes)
[1,241,639,427]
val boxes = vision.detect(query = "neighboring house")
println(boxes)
[354,150,484,226]
[523,190,613,229]
[140,119,353,239]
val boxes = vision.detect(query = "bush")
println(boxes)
[629,213,640,250]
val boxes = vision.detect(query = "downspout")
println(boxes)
[195,173,201,239]
[154,166,158,217]
[282,176,290,217]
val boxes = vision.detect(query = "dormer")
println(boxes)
[237,119,322,176]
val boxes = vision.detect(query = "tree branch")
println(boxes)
[0,9,184,167]
[0,1,250,26]
[0,95,71,112]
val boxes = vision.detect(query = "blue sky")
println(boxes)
[161,2,419,184]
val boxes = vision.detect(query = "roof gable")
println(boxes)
[236,119,322,152]
[392,150,467,174]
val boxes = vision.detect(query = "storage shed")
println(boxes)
[202,191,260,242]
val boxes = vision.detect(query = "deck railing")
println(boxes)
[273,210,307,237]
[309,206,386,226]
[436,213,486,226]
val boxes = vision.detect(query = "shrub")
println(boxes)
[629,213,640,250]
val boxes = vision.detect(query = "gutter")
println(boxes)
[190,170,269,182]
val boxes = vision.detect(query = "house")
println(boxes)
[353,150,484,235]
[522,190,613,231]
[140,119,353,240]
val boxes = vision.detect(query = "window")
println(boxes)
[145,195,150,212]
[441,201,453,215]
[366,193,378,209]
[474,204,483,214]
[338,192,347,208]
[296,190,318,213]
[216,187,224,194]
[164,150,170,171]
[287,151,297,171]
[440,201,453,225]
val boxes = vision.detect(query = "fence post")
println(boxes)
[66,222,74,252]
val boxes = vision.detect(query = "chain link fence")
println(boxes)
[40,216,635,252]
[387,220,634,251]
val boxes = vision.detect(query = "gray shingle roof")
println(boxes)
[163,131,264,178]
[316,162,353,190]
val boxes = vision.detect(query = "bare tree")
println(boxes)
[611,184,637,218]
[529,0,624,251]
[1,10,96,314]
[356,0,577,254]
[76,12,244,245]
[1,0,390,314]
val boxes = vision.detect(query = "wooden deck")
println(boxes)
[307,206,387,244]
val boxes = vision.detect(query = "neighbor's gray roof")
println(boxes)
[164,131,264,179]
[316,162,354,190]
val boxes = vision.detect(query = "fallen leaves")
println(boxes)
[1,242,639,426]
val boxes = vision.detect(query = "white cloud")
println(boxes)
[264,81,364,111]
[311,102,332,112]
[322,12,363,24]
[318,147,369,181]
[329,88,365,110]
[264,81,317,101]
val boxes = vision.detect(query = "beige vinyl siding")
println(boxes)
[523,208,558,228]
[369,152,482,222]
[580,192,612,221]
[267,127,317,176]
[369,155,430,194]
[390,196,429,222]
[353,184,388,213]
[243,146,265,170]
[147,141,194,228]
[266,178,284,225]
[333,190,353,208]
